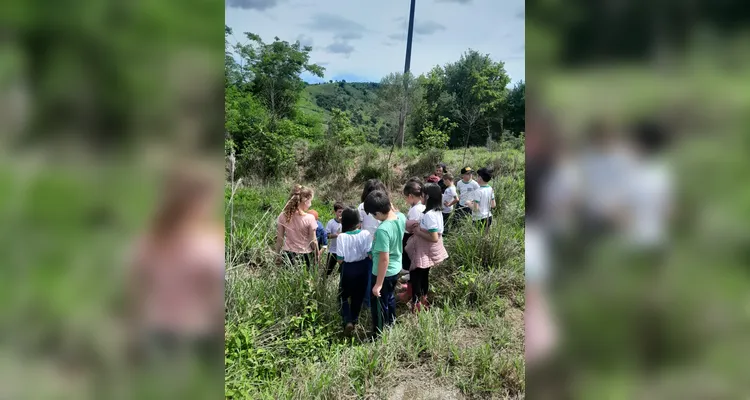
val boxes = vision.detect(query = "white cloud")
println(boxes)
[226,0,524,84]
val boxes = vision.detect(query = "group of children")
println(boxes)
[275,163,497,337]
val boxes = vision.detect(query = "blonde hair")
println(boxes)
[151,166,217,238]
[283,184,314,223]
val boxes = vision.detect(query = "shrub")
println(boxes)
[404,148,445,179]
[416,123,450,150]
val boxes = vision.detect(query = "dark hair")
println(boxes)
[422,183,443,213]
[476,168,493,183]
[364,190,391,216]
[437,163,447,173]
[361,179,387,203]
[631,120,669,155]
[443,173,454,182]
[403,180,422,197]
[333,202,345,212]
[341,207,360,232]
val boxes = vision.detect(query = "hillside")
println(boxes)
[299,82,390,143]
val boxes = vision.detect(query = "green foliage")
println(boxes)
[416,117,455,150]
[504,80,525,135]
[328,108,364,146]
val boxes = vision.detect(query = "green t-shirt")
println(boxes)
[371,212,407,277]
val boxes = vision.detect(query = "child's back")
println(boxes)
[336,229,372,262]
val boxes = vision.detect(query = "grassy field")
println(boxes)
[224,145,526,399]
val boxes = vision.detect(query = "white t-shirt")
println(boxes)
[358,203,381,235]
[420,209,444,234]
[467,185,495,220]
[325,219,342,253]
[456,179,480,206]
[442,186,458,213]
[627,160,672,246]
[407,202,426,222]
[335,230,372,263]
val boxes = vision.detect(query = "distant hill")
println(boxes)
[299,82,393,144]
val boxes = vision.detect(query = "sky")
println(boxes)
[225,0,524,86]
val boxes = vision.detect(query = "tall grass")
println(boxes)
[225,147,525,399]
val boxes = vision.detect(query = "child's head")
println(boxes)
[630,120,669,157]
[422,183,443,212]
[460,167,474,182]
[152,165,219,237]
[361,179,387,204]
[283,184,314,222]
[333,202,345,220]
[443,173,454,186]
[308,209,319,221]
[364,190,392,221]
[435,163,447,177]
[476,168,493,184]
[402,180,423,206]
[341,207,360,232]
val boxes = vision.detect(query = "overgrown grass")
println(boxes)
[225,146,525,399]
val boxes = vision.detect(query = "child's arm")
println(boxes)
[414,228,439,243]
[372,252,389,297]
[275,222,285,254]
[491,189,497,209]
[446,196,459,207]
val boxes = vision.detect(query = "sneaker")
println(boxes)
[344,322,355,336]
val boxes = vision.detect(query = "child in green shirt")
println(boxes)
[364,189,406,336]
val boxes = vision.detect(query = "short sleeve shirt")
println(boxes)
[471,186,495,220]
[358,203,381,235]
[420,210,444,234]
[325,219,342,253]
[456,179,481,206]
[407,203,426,222]
[442,186,458,213]
[335,230,372,263]
[371,213,407,277]
[277,212,317,253]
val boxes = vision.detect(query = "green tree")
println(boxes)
[375,72,422,147]
[328,108,363,146]
[443,50,510,154]
[504,80,525,135]
[232,32,324,120]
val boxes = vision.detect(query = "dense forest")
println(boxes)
[224,25,525,179]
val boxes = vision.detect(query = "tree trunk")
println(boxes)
[462,124,473,166]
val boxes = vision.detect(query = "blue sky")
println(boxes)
[226,0,525,86]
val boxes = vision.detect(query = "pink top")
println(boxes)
[405,228,448,270]
[131,229,225,337]
[277,212,317,253]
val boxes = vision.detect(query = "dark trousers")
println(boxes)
[326,253,338,276]
[371,274,398,336]
[339,258,372,325]
[455,205,471,220]
[474,216,493,232]
[282,251,313,269]
[402,233,412,271]
[442,212,453,234]
[410,267,430,304]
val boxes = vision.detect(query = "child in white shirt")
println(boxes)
[456,167,480,219]
[466,168,497,232]
[441,173,459,231]
[335,207,373,335]
[325,202,345,276]
[404,183,448,311]
[402,179,425,273]
[357,179,386,308]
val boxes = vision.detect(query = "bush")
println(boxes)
[416,123,450,150]
[304,139,353,181]
[404,148,445,179]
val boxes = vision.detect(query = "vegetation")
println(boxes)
[225,25,526,399]
[225,26,525,182]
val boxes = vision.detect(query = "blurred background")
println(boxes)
[0,0,224,399]
[526,0,750,398]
